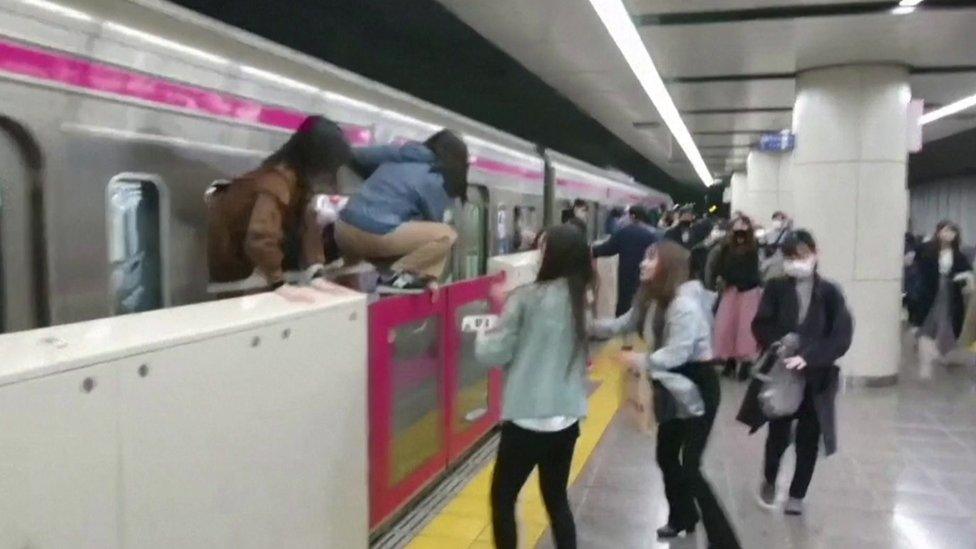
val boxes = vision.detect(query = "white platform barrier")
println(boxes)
[0,286,368,549]
[488,250,541,292]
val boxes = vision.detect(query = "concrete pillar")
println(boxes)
[745,152,785,224]
[729,171,748,216]
[792,65,910,385]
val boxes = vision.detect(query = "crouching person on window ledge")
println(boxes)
[335,129,468,295]
[207,115,352,296]
[737,229,854,517]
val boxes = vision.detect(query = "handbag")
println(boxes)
[752,341,806,419]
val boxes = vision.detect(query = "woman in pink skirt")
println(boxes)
[713,216,763,380]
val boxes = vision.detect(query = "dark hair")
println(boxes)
[782,229,818,257]
[935,220,962,251]
[726,215,758,252]
[772,211,787,220]
[264,116,351,190]
[425,129,469,201]
[573,199,588,210]
[629,205,651,224]
[609,207,625,219]
[536,224,595,372]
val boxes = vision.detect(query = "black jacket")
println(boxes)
[715,245,761,291]
[907,242,972,336]
[737,275,854,455]
[592,223,658,316]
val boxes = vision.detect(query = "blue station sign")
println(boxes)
[758,131,796,152]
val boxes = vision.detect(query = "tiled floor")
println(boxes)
[539,334,976,549]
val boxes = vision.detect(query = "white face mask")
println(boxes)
[771,219,784,231]
[784,256,816,279]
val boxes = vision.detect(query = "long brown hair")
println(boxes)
[634,240,690,318]
[536,224,595,372]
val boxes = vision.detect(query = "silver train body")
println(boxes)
[0,0,670,334]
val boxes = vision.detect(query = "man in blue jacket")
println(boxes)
[335,130,468,294]
[592,205,659,316]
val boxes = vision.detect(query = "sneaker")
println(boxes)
[784,497,804,516]
[757,480,777,510]
[376,272,428,295]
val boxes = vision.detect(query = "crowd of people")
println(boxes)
[204,117,972,549]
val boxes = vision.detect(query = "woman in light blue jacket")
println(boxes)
[594,240,741,549]
[475,225,594,549]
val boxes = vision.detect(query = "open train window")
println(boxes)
[453,184,488,280]
[106,173,169,316]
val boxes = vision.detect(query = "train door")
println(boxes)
[452,184,488,280]
[106,174,169,316]
[0,124,35,333]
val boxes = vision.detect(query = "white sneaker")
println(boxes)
[757,480,777,511]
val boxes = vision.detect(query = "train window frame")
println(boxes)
[453,183,489,280]
[104,172,171,315]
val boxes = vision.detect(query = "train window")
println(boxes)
[453,185,488,280]
[106,174,169,316]
[390,317,443,485]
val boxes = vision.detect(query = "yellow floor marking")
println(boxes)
[406,341,628,549]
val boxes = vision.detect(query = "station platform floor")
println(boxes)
[402,332,976,549]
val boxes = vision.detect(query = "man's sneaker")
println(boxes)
[377,272,428,295]
[757,480,777,510]
[784,497,804,516]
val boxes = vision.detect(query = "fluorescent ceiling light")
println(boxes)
[899,0,924,6]
[241,65,318,93]
[920,92,976,124]
[892,6,916,14]
[20,0,92,21]
[587,0,712,186]
[105,22,227,65]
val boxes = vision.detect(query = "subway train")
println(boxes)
[0,0,671,532]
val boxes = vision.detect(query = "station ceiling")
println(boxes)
[438,0,976,183]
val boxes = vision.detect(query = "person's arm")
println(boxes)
[591,307,639,339]
[592,230,621,258]
[244,192,288,286]
[646,299,698,371]
[475,290,525,368]
[751,280,781,349]
[797,284,854,366]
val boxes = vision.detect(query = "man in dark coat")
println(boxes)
[736,230,854,516]
[664,204,707,250]
[592,205,658,316]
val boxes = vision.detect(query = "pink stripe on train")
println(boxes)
[0,38,373,145]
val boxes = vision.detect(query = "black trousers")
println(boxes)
[657,364,741,549]
[764,390,821,499]
[491,421,579,549]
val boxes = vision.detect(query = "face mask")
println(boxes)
[784,257,816,279]
[771,220,784,231]
[733,230,749,241]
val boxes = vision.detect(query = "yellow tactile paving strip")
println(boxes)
[406,341,628,549]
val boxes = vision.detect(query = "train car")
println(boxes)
[0,0,671,530]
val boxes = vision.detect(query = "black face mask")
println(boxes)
[733,230,749,241]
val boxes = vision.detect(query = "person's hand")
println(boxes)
[489,282,508,305]
[784,355,807,370]
[619,351,646,373]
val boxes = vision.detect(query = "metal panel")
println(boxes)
[0,124,34,332]
[0,363,120,549]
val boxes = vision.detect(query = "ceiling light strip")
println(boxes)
[920,92,976,124]
[587,0,711,186]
